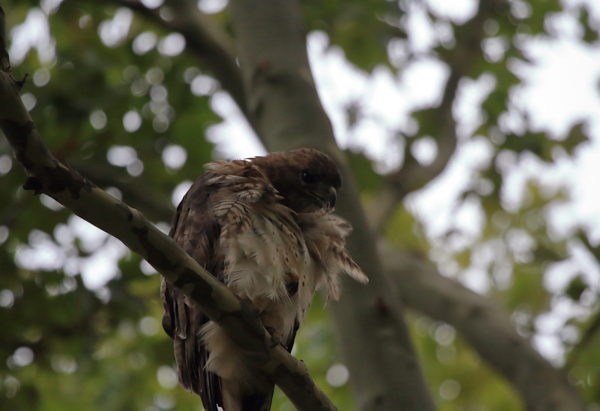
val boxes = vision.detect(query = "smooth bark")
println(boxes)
[229,1,436,409]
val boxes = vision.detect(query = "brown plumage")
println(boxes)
[161,147,368,411]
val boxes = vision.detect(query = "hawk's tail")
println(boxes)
[241,386,275,411]
[221,380,274,411]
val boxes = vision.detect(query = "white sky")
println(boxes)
[7,0,600,364]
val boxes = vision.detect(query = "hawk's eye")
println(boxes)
[300,170,317,184]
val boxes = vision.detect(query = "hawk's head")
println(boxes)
[251,148,342,213]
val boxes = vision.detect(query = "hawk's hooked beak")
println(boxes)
[325,186,337,209]
[312,185,337,210]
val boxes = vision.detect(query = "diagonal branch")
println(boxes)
[72,160,173,222]
[0,9,334,410]
[379,244,586,411]
[99,0,248,116]
[369,0,503,232]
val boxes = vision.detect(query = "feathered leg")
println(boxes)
[222,380,242,411]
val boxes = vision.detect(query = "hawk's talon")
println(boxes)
[265,326,283,348]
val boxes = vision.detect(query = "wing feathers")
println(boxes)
[162,159,366,411]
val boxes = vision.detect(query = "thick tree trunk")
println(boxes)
[229,1,436,409]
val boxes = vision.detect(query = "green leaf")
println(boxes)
[565,275,588,302]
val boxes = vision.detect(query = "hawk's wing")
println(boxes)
[161,173,224,411]
[161,163,289,411]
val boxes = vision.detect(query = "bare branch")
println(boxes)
[73,161,173,222]
[369,0,502,231]
[229,1,436,409]
[380,244,586,411]
[0,14,334,410]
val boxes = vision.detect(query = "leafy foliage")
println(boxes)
[1,0,599,410]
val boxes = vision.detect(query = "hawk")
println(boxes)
[161,147,368,411]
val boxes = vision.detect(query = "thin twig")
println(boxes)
[369,0,501,232]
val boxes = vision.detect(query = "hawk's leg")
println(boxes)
[253,297,286,348]
[265,326,283,348]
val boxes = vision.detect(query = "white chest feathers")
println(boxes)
[221,209,314,302]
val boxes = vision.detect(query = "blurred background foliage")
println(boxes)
[1,0,599,410]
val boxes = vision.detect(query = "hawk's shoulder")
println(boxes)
[200,160,292,238]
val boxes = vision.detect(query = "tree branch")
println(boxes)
[379,244,586,411]
[229,1,436,409]
[99,0,248,116]
[369,0,501,232]
[0,9,334,410]
[0,7,8,72]
[72,160,173,222]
